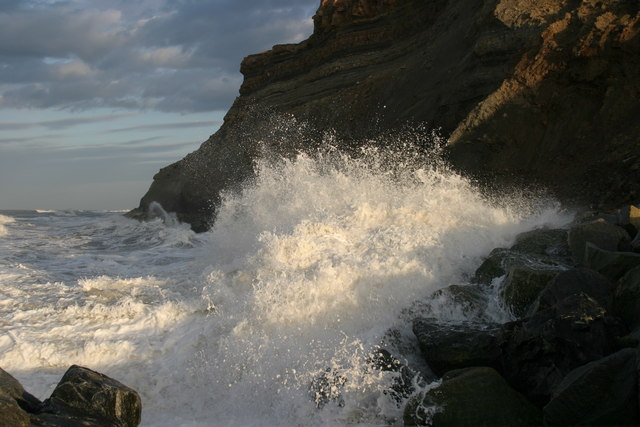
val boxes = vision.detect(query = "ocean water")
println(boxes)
[0,144,573,426]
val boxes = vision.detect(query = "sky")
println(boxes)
[0,0,319,210]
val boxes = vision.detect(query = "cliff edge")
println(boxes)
[131,0,640,231]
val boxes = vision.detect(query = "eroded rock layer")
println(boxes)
[132,0,640,231]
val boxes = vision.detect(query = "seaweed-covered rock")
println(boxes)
[413,318,501,376]
[568,219,631,265]
[528,267,615,315]
[499,293,626,406]
[584,243,640,281]
[499,266,559,317]
[613,266,640,332]
[404,367,542,426]
[543,348,639,425]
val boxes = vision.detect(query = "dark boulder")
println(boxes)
[528,267,615,315]
[613,266,640,332]
[509,228,571,258]
[404,367,542,427]
[543,348,639,426]
[472,248,566,286]
[412,318,501,376]
[426,284,490,320]
[0,367,42,413]
[584,243,640,281]
[41,365,141,427]
[568,219,631,265]
[499,293,626,406]
[0,396,30,427]
[499,266,559,318]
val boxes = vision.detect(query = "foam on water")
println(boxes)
[0,214,14,237]
[0,139,573,426]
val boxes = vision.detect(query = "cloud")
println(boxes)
[105,119,222,133]
[0,0,318,113]
[0,113,135,130]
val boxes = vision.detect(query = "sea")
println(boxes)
[0,143,573,426]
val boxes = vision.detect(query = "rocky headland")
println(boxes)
[130,0,639,232]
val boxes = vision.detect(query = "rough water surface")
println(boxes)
[0,143,572,426]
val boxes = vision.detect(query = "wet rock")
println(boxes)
[509,228,571,258]
[499,266,559,318]
[0,367,42,414]
[499,293,626,406]
[472,248,566,286]
[543,348,639,425]
[1,365,141,426]
[367,348,416,404]
[614,205,640,238]
[613,266,640,332]
[528,267,615,315]
[0,396,30,427]
[412,318,501,376]
[404,367,542,427]
[309,368,347,408]
[568,219,631,265]
[427,284,489,320]
[584,243,640,281]
[41,365,141,427]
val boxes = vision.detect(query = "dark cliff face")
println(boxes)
[132,0,640,231]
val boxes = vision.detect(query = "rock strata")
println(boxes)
[132,0,640,231]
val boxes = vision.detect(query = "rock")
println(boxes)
[614,205,640,238]
[584,242,640,281]
[528,267,615,315]
[412,318,501,376]
[0,397,30,427]
[0,367,42,413]
[499,293,626,406]
[471,248,512,285]
[499,266,559,317]
[131,1,640,231]
[42,365,142,427]
[0,366,141,427]
[509,228,571,258]
[404,367,542,426]
[613,266,640,332]
[427,284,489,320]
[568,219,631,265]
[543,348,639,425]
[472,248,566,286]
[309,367,347,409]
[366,348,416,404]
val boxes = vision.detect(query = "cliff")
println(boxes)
[131,0,640,231]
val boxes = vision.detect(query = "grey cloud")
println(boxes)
[0,113,135,131]
[106,119,222,133]
[0,0,318,113]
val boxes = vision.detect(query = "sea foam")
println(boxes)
[0,134,573,426]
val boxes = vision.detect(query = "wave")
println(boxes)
[0,129,573,426]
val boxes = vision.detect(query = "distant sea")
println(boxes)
[0,149,572,425]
